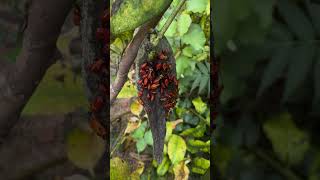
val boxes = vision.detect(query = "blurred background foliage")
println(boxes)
[110,0,211,179]
[213,0,320,180]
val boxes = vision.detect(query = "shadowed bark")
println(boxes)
[0,0,74,138]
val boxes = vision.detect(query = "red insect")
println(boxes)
[96,28,109,42]
[73,5,81,26]
[158,51,167,61]
[98,84,108,94]
[141,63,148,69]
[143,78,148,86]
[164,79,169,87]
[101,9,110,25]
[138,99,144,105]
[156,63,162,70]
[90,116,107,139]
[88,58,105,73]
[138,91,143,97]
[150,83,160,90]
[90,96,104,112]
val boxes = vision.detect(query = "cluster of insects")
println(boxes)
[73,4,109,139]
[137,50,178,115]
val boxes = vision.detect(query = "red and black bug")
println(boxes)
[88,58,106,73]
[73,4,81,26]
[90,96,104,113]
[90,116,107,139]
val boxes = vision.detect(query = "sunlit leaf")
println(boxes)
[144,130,153,146]
[165,119,184,142]
[131,121,147,140]
[177,12,192,36]
[168,135,187,165]
[110,157,131,180]
[130,99,143,116]
[192,97,207,114]
[130,161,145,180]
[191,157,210,175]
[182,24,206,51]
[157,156,170,176]
[136,138,147,153]
[186,0,208,13]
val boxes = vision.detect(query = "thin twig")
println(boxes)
[153,0,187,46]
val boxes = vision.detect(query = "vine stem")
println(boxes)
[153,0,187,46]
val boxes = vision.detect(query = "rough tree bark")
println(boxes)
[0,98,132,179]
[0,0,74,139]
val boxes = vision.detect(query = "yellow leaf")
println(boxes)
[66,128,105,176]
[173,161,190,180]
[130,161,145,180]
[130,99,143,116]
[125,117,141,134]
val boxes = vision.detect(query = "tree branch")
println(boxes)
[0,97,132,179]
[110,16,162,105]
[0,114,77,180]
[0,0,74,138]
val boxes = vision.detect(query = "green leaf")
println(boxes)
[197,62,208,75]
[198,76,209,94]
[66,128,105,175]
[186,0,208,13]
[165,20,178,37]
[191,157,210,175]
[144,130,153,146]
[192,97,207,114]
[180,121,206,138]
[182,46,194,57]
[136,138,147,153]
[110,157,131,180]
[111,0,173,35]
[182,24,206,51]
[165,119,183,142]
[182,113,199,125]
[168,135,187,165]
[277,0,315,40]
[283,45,315,102]
[131,121,147,140]
[177,12,192,36]
[187,139,210,153]
[157,156,170,176]
[176,55,192,77]
[190,75,201,92]
[257,46,292,96]
[263,112,310,165]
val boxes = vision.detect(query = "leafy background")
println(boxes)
[213,0,320,179]
[110,0,211,179]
